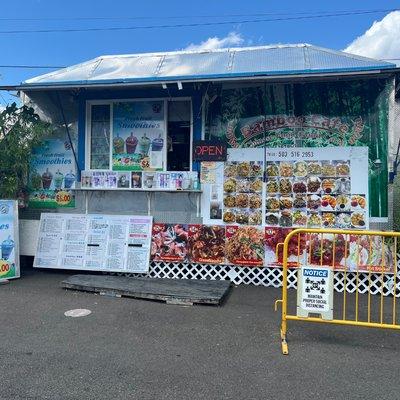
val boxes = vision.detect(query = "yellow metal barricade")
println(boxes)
[275,228,400,355]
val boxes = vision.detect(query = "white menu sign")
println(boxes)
[34,213,153,273]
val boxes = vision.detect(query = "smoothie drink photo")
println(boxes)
[1,236,14,261]
[139,134,151,156]
[54,170,64,189]
[41,168,53,189]
[126,133,138,154]
[151,134,164,151]
[64,171,76,189]
[113,134,125,154]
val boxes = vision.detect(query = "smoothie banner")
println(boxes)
[29,139,76,208]
[0,200,20,282]
[112,101,165,171]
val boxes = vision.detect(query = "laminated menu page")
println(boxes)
[34,213,152,273]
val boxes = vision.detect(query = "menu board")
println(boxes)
[264,147,369,230]
[34,213,152,273]
[0,200,19,282]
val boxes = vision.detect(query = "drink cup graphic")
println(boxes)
[64,171,75,189]
[132,173,141,188]
[113,134,125,154]
[145,174,154,188]
[42,168,53,189]
[125,133,138,154]
[54,170,64,189]
[1,236,14,261]
[139,134,151,156]
[151,134,164,151]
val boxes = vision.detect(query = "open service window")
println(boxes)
[86,98,193,172]
[167,100,192,171]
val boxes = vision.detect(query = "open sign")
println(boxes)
[193,140,227,161]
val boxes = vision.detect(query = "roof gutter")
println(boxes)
[1,67,398,92]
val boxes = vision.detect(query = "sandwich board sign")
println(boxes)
[0,200,20,282]
[297,266,333,320]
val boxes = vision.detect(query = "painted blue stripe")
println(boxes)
[77,97,86,179]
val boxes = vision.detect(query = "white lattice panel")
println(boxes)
[117,262,400,297]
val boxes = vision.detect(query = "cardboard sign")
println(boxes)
[193,141,227,161]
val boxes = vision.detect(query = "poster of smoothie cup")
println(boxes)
[0,200,20,282]
[29,139,76,208]
[112,101,165,171]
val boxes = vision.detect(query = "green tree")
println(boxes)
[0,103,51,199]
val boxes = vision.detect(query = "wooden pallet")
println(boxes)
[61,274,231,306]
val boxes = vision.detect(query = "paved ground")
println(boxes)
[1,266,400,400]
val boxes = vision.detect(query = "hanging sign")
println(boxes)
[193,140,227,161]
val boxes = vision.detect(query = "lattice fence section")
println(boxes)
[117,262,400,297]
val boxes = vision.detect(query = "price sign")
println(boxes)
[0,260,10,276]
[56,191,72,206]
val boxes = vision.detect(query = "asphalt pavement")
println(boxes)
[1,266,400,400]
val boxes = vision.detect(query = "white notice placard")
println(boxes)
[34,213,153,273]
[297,266,333,320]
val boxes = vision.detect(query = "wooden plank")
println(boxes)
[61,275,231,305]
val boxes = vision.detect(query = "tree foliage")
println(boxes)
[0,103,51,199]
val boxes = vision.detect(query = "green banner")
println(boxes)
[205,79,391,217]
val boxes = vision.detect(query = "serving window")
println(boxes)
[86,98,192,172]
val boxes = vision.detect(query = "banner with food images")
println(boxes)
[112,101,165,171]
[188,224,226,264]
[225,225,264,266]
[151,223,189,262]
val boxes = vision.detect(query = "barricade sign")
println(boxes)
[297,267,333,320]
[274,228,400,355]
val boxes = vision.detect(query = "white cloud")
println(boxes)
[344,11,400,65]
[184,32,244,51]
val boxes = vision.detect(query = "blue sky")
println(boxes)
[0,0,399,105]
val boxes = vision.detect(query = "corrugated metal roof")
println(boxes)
[22,44,395,88]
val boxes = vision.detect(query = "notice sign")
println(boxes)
[297,267,333,320]
[34,213,152,273]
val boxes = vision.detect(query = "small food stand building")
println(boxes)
[7,44,400,283]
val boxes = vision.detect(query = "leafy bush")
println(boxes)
[0,103,51,199]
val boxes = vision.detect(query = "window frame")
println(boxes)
[85,97,193,172]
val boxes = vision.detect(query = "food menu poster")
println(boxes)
[112,101,165,171]
[0,200,19,282]
[34,213,153,273]
[264,146,369,230]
